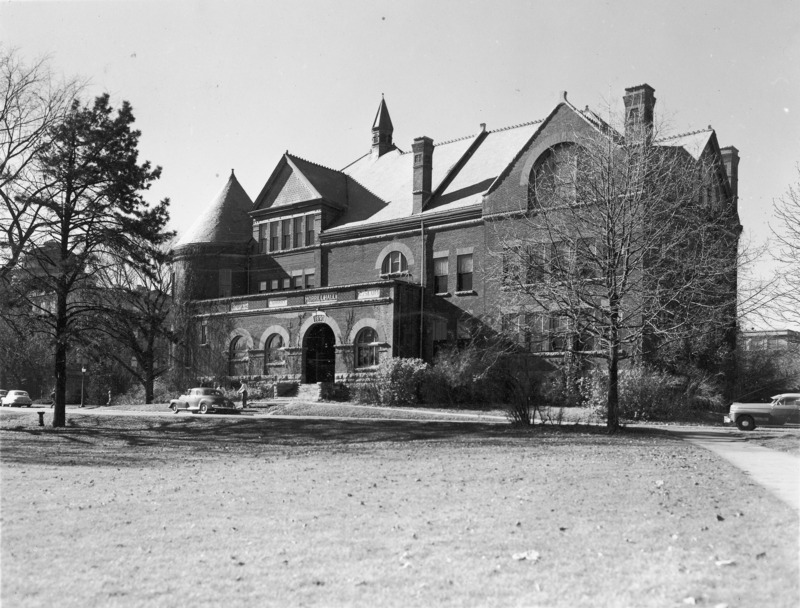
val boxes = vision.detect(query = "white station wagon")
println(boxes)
[725,393,800,431]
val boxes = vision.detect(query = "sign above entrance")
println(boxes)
[306,292,338,304]
[269,298,288,308]
[312,310,327,323]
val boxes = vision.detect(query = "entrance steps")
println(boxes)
[295,383,324,402]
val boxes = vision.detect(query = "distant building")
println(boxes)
[172,85,739,389]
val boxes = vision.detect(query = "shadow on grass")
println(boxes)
[0,415,681,468]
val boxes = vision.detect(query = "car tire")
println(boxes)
[736,415,756,431]
[170,403,179,414]
[199,402,209,415]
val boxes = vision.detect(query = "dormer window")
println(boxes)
[381,251,408,275]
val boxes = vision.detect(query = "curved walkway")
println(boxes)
[662,426,800,511]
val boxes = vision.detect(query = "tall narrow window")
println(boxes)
[228,336,248,376]
[270,279,279,291]
[304,271,315,289]
[259,225,268,253]
[456,254,473,291]
[281,278,290,290]
[549,315,570,351]
[269,222,279,252]
[281,219,291,249]
[200,321,208,345]
[264,334,284,370]
[433,256,449,293]
[219,269,232,297]
[355,327,379,368]
[292,274,303,289]
[526,245,546,283]
[258,280,268,293]
[293,217,303,248]
[305,214,316,246]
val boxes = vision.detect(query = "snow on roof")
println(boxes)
[176,172,254,247]
[334,122,541,229]
[656,129,714,160]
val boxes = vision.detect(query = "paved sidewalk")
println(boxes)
[663,427,800,511]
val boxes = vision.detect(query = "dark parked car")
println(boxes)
[169,388,238,414]
[725,393,800,431]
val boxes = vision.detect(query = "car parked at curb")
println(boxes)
[169,387,238,415]
[2,390,33,407]
[724,393,800,431]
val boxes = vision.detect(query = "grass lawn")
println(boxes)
[1,412,798,607]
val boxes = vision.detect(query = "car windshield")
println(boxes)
[11,391,28,396]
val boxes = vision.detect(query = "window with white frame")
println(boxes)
[264,333,285,370]
[381,251,408,275]
[355,327,379,368]
[456,254,473,291]
[433,256,449,294]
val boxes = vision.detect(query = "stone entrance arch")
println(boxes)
[303,323,335,383]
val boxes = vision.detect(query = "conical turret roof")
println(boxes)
[175,171,254,248]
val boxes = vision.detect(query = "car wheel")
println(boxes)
[736,415,756,431]
[199,402,209,414]
[170,403,179,414]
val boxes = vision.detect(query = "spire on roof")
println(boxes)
[371,96,394,157]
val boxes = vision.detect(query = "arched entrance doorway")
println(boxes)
[303,323,335,383]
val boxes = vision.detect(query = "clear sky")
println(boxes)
[2,0,799,320]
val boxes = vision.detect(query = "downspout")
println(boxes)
[419,217,424,359]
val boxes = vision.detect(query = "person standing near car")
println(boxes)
[237,382,249,407]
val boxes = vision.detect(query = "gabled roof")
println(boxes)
[176,171,253,247]
[656,128,715,160]
[253,153,349,211]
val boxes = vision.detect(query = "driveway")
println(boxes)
[661,425,800,511]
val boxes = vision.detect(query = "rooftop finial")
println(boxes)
[372,96,394,157]
[559,91,568,103]
[231,168,235,177]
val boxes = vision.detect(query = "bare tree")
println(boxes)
[772,165,800,327]
[0,49,82,281]
[492,122,739,430]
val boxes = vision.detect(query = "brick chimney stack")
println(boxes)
[412,136,433,214]
[623,84,656,143]
[720,146,740,208]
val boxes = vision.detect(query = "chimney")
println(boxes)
[720,146,740,208]
[623,84,656,143]
[412,136,433,214]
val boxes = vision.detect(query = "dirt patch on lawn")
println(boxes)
[2,414,797,608]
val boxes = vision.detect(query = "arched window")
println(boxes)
[528,143,578,208]
[381,251,408,275]
[355,327,379,368]
[229,336,249,376]
[264,333,285,371]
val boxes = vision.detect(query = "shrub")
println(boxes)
[375,357,428,406]
[421,342,512,406]
[588,365,725,421]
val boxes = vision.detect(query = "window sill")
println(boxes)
[380,271,411,279]
[435,291,451,297]
[454,290,477,296]
[355,365,380,371]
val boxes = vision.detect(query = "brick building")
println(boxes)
[173,85,739,390]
